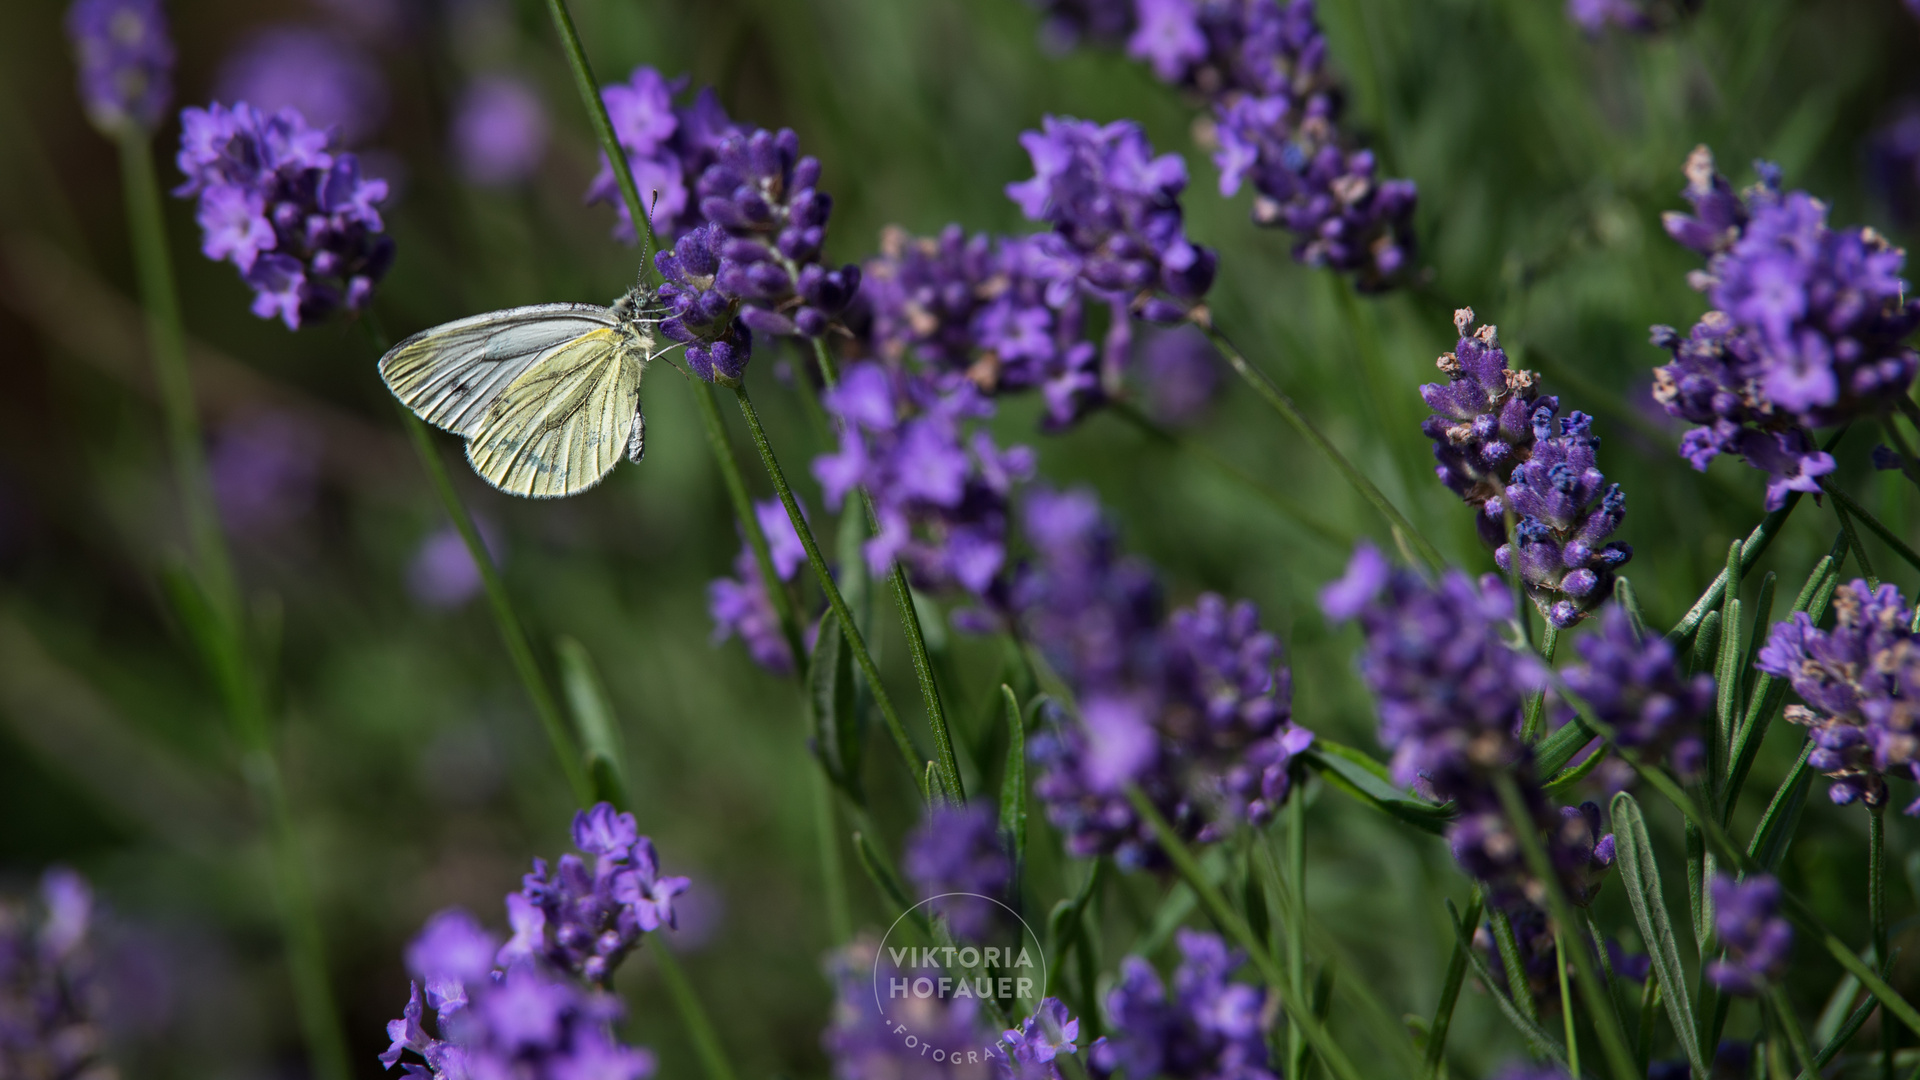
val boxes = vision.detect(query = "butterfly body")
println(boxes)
[380,286,665,498]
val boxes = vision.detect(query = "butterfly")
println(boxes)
[379,284,671,498]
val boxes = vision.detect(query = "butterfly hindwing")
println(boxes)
[378,304,618,436]
[463,327,645,498]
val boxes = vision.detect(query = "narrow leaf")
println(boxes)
[1300,749,1451,835]
[557,636,629,811]
[809,621,863,803]
[1614,576,1648,641]
[1446,899,1568,1063]
[852,830,919,922]
[998,684,1027,887]
[1610,791,1708,1078]
[1749,744,1814,873]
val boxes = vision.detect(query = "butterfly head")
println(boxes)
[610,284,664,325]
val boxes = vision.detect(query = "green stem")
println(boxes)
[1767,984,1817,1080]
[1332,275,1424,507]
[116,128,350,1080]
[804,339,963,802]
[540,0,657,260]
[813,766,852,945]
[1491,773,1639,1080]
[1877,417,1920,491]
[1875,803,1894,1080]
[651,944,739,1080]
[1195,320,1444,572]
[1109,401,1352,549]
[1422,890,1484,1078]
[1557,925,1580,1080]
[1831,495,1880,591]
[730,385,930,797]
[1668,493,1807,645]
[1825,484,1920,579]
[1124,786,1372,1080]
[1636,968,1660,1078]
[1520,623,1560,743]
[1287,785,1309,1080]
[394,401,591,804]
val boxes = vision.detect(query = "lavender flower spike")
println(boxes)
[1560,605,1715,788]
[1419,309,1551,549]
[1755,580,1920,812]
[993,998,1081,1080]
[1496,408,1633,628]
[1704,874,1792,995]
[66,0,173,135]
[1088,929,1273,1080]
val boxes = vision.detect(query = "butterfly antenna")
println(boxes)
[637,189,662,290]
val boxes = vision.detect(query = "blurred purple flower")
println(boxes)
[1031,0,1136,51]
[1089,929,1271,1080]
[175,102,394,327]
[1755,579,1920,812]
[0,868,115,1080]
[1705,874,1791,995]
[820,936,1005,1080]
[587,68,738,244]
[1566,0,1652,33]
[707,497,804,674]
[407,520,503,610]
[903,803,1012,940]
[452,75,548,187]
[214,26,387,145]
[207,411,322,537]
[1560,605,1715,788]
[993,998,1081,1080]
[65,0,173,135]
[1134,325,1220,425]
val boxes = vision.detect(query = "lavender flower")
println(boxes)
[207,410,321,537]
[1419,310,1551,549]
[65,0,173,135]
[1495,409,1632,628]
[1560,605,1715,787]
[1134,325,1221,426]
[489,803,689,986]
[1321,544,1613,907]
[1088,929,1272,1080]
[1566,0,1656,34]
[1031,0,1136,50]
[383,908,656,1080]
[1007,116,1215,321]
[1755,580,1920,812]
[903,803,1012,940]
[656,222,751,385]
[175,102,393,327]
[452,75,549,187]
[408,521,502,611]
[812,363,1034,605]
[992,998,1081,1080]
[707,499,805,674]
[1653,147,1919,508]
[0,869,114,1080]
[215,27,387,145]
[587,68,736,244]
[821,937,1002,1080]
[1704,874,1792,995]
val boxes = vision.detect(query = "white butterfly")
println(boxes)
[379,286,669,498]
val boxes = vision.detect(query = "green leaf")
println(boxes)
[556,636,629,811]
[1536,714,1595,779]
[1614,576,1648,641]
[1045,860,1105,998]
[852,830,920,925]
[1244,859,1271,951]
[1299,747,1451,835]
[998,685,1027,887]
[809,621,863,803]
[1446,898,1567,1064]
[1610,791,1707,1078]
[1748,743,1814,873]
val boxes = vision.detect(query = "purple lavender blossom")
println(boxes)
[992,998,1081,1080]
[1419,309,1551,549]
[0,869,114,1080]
[1755,580,1920,812]
[709,552,794,675]
[587,68,737,244]
[383,907,656,1080]
[1088,929,1272,1080]
[656,222,751,385]
[175,102,393,328]
[812,362,1034,605]
[1134,325,1221,425]
[821,937,1003,1080]
[214,27,387,145]
[1566,0,1653,33]
[1704,874,1792,995]
[452,75,548,187]
[903,803,1012,940]
[1653,146,1919,507]
[1008,116,1216,322]
[408,521,503,610]
[1496,409,1632,628]
[1322,544,1613,907]
[495,803,689,985]
[65,0,173,135]
[1560,605,1715,787]
[207,410,322,537]
[1031,0,1137,51]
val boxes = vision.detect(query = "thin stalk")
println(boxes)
[1492,773,1639,1080]
[1557,926,1580,1080]
[1878,417,1920,491]
[1124,787,1373,1080]
[1767,985,1817,1079]
[1669,494,1808,645]
[1109,401,1352,549]
[1832,496,1880,590]
[1876,804,1894,1080]
[1423,890,1485,1078]
[806,338,963,802]
[813,767,851,945]
[1287,786,1309,1080]
[116,129,350,1080]
[1637,968,1661,1078]
[731,385,929,797]
[1492,904,1539,1025]
[1825,484,1920,579]
[1332,275,1425,506]
[394,402,591,803]
[1195,319,1445,571]
[651,944,739,1080]
[540,0,658,260]
[1521,623,1560,743]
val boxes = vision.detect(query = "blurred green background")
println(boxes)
[3,0,1920,1075]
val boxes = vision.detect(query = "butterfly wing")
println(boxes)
[463,327,645,498]
[378,304,618,436]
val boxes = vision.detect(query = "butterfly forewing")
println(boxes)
[463,327,644,498]
[378,304,618,436]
